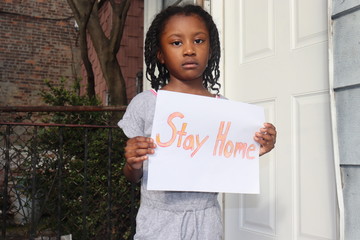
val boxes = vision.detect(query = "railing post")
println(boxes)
[107,128,113,240]
[82,128,88,240]
[57,127,64,240]
[30,126,38,239]
[2,125,11,240]
[130,183,137,238]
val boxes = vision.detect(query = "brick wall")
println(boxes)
[119,0,144,103]
[0,0,144,106]
[0,0,81,106]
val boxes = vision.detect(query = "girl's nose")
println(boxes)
[183,44,195,56]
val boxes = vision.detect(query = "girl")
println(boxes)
[119,4,276,240]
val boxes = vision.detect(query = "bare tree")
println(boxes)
[67,0,131,105]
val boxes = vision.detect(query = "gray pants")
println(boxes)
[134,197,223,240]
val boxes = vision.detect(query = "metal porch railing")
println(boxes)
[0,107,139,240]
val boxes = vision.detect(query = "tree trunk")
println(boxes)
[67,0,96,99]
[79,29,96,99]
[101,54,127,105]
[86,0,130,106]
[67,0,130,106]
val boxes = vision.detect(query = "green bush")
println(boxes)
[21,78,139,239]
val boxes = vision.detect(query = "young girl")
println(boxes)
[119,4,276,240]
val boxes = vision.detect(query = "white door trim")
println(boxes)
[327,0,344,238]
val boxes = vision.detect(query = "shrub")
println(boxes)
[19,78,139,239]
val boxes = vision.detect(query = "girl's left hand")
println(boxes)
[254,123,277,156]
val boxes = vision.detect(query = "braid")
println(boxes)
[144,4,221,93]
[144,16,168,90]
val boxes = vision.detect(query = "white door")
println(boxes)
[221,0,338,239]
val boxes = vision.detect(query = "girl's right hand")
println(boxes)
[124,136,156,170]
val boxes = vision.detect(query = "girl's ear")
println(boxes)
[157,51,165,64]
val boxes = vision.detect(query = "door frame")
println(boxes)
[327,0,344,238]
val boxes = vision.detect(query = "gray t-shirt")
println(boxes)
[118,90,222,240]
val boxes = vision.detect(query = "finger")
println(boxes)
[263,127,276,135]
[257,123,277,156]
[260,125,276,134]
[126,156,146,170]
[254,135,267,146]
[125,137,156,153]
[127,141,156,150]
[125,147,155,159]
[254,131,271,141]
[127,136,153,145]
[263,122,275,129]
[125,153,148,169]
[262,133,274,142]
[127,155,148,164]
[255,134,274,147]
[259,125,277,143]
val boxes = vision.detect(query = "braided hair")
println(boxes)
[144,4,221,93]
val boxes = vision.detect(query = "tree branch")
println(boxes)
[66,0,80,22]
[87,1,110,50]
[67,0,97,98]
[67,0,95,25]
[66,0,130,105]
[109,0,131,52]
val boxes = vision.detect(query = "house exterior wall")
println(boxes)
[0,0,144,107]
[332,1,360,239]
[0,0,81,106]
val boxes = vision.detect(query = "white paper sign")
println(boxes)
[147,90,265,193]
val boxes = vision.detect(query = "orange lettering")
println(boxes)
[224,141,234,158]
[156,112,184,147]
[177,123,188,147]
[191,135,209,157]
[246,144,256,160]
[234,142,247,158]
[213,121,231,156]
[183,135,194,151]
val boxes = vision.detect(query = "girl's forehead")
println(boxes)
[162,14,208,33]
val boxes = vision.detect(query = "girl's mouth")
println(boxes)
[182,62,198,69]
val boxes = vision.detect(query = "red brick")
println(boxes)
[0,0,143,106]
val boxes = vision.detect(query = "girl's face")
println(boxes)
[157,14,210,85]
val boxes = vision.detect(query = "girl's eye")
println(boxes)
[171,41,182,46]
[194,39,204,44]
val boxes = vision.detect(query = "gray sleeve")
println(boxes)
[118,93,146,138]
